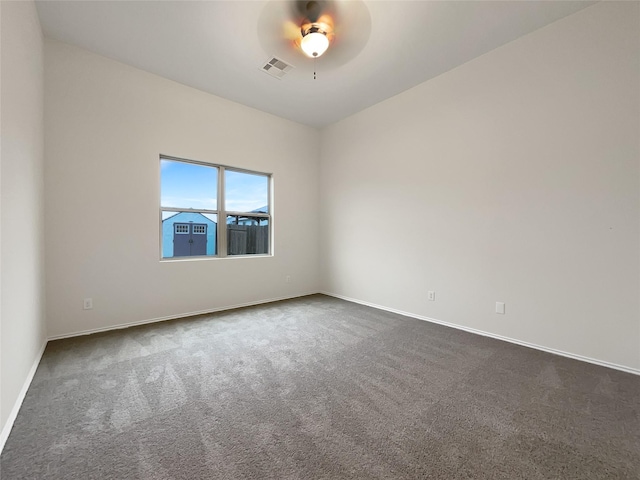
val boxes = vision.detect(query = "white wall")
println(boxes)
[45,41,321,338]
[320,2,640,371]
[0,0,47,437]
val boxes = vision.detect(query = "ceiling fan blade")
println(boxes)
[291,0,328,23]
[283,19,301,40]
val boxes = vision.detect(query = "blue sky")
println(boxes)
[161,159,268,213]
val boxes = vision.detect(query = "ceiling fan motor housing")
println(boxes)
[300,22,332,57]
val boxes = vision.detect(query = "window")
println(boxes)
[160,156,271,259]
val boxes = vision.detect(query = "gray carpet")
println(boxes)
[1,294,639,479]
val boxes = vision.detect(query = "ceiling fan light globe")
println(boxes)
[301,32,329,58]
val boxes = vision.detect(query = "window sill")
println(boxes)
[160,254,273,263]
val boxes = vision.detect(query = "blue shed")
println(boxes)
[162,212,217,258]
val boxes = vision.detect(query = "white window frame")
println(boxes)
[160,155,272,260]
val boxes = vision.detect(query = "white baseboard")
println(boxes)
[0,341,47,454]
[47,291,319,341]
[321,291,640,376]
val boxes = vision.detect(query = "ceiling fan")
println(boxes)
[257,0,371,74]
[284,1,336,58]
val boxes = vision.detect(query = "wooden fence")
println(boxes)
[227,224,269,255]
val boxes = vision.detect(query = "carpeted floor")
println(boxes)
[1,294,639,479]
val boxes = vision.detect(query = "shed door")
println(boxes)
[191,224,207,256]
[173,223,207,257]
[173,223,191,257]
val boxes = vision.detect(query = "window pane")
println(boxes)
[162,211,217,258]
[225,170,268,213]
[226,215,269,255]
[161,159,217,210]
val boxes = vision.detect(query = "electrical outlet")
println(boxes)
[83,298,93,310]
[496,302,505,314]
[428,291,436,301]
[285,275,291,284]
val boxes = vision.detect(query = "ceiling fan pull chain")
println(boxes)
[314,57,317,80]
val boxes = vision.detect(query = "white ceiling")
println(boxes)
[35,0,595,128]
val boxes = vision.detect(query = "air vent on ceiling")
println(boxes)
[260,56,294,79]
